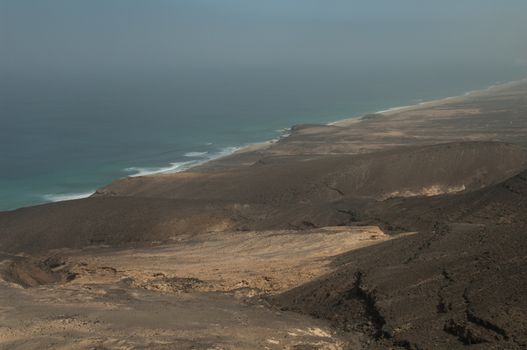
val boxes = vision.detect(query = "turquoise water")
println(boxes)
[2,1,527,210]
[2,67,526,210]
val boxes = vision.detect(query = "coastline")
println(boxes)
[40,78,527,205]
[2,78,527,348]
[332,78,527,126]
[193,77,527,163]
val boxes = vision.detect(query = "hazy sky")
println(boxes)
[2,0,527,80]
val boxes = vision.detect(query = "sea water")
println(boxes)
[2,1,527,210]
[3,67,525,211]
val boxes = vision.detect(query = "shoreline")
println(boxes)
[216,77,527,157]
[37,77,527,206]
[332,78,527,126]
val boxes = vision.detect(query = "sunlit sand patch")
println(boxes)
[370,130,406,137]
[154,171,203,179]
[383,184,466,200]
[63,226,398,295]
[400,107,481,119]
[288,327,333,338]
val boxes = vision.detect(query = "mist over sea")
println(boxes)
[2,1,527,210]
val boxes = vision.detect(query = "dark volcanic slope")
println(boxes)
[0,197,234,253]
[1,141,526,253]
[275,170,527,349]
[96,141,527,203]
[2,81,527,254]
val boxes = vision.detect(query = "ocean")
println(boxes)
[2,66,526,211]
[2,1,527,210]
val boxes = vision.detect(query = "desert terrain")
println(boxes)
[1,80,527,349]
